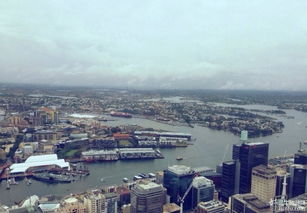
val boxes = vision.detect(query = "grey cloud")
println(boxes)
[0,0,307,90]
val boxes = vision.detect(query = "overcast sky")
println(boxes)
[0,0,307,90]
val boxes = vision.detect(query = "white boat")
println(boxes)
[25,177,32,185]
[9,177,18,185]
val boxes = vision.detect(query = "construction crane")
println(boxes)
[178,174,198,213]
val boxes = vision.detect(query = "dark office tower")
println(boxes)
[163,165,195,211]
[239,142,269,194]
[220,161,236,202]
[289,165,307,198]
[232,144,241,160]
[294,150,307,165]
[131,181,166,213]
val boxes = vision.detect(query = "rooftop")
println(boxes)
[192,176,214,188]
[233,193,271,212]
[198,200,225,210]
[10,154,69,174]
[138,181,161,190]
[244,142,267,146]
[163,203,180,213]
[167,165,193,176]
[64,197,78,203]
[252,165,277,176]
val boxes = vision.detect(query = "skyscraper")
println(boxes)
[191,176,215,209]
[163,165,195,211]
[251,165,277,202]
[221,141,269,202]
[289,164,307,198]
[289,149,307,198]
[84,192,106,213]
[220,161,237,202]
[105,193,118,213]
[131,181,166,213]
[239,142,269,194]
[294,150,307,165]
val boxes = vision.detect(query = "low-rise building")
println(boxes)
[230,193,271,213]
[196,200,226,213]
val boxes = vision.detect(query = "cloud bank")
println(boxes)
[0,0,307,90]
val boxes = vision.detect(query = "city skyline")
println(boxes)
[1,1,307,91]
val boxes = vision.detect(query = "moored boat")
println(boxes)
[176,156,183,161]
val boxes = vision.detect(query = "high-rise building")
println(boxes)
[251,165,276,202]
[289,164,307,198]
[163,165,195,211]
[230,193,271,213]
[294,150,307,165]
[131,181,166,213]
[105,193,118,213]
[239,142,269,194]
[196,200,226,213]
[232,144,241,161]
[57,196,87,213]
[191,176,215,209]
[220,161,237,202]
[84,192,106,213]
[221,142,269,202]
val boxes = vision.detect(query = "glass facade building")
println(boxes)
[239,142,269,194]
[163,165,195,211]
[220,161,236,202]
[191,176,215,209]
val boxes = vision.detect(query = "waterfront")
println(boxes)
[1,104,307,205]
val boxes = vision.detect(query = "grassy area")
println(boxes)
[57,149,81,159]
[118,140,133,147]
[65,149,79,158]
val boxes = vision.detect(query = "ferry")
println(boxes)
[176,156,183,161]
[8,177,18,185]
[25,177,32,185]
[110,111,132,118]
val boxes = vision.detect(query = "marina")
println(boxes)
[0,105,307,206]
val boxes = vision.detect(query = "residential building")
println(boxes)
[84,192,106,213]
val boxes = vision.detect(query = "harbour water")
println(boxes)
[1,105,307,205]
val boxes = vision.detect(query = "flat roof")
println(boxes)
[244,142,268,146]
[168,165,193,175]
[138,182,161,190]
[82,149,118,155]
[119,148,155,153]
[134,131,191,137]
[10,154,69,174]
